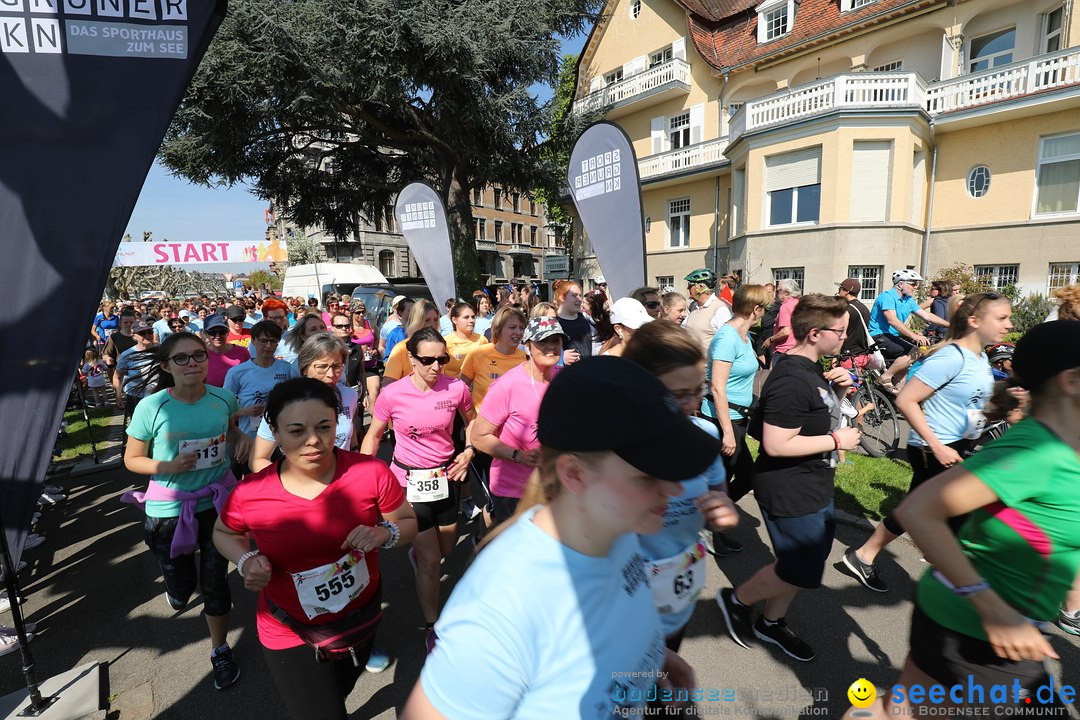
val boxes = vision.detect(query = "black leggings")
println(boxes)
[263,640,373,720]
[706,416,755,502]
[143,507,232,616]
[883,440,972,536]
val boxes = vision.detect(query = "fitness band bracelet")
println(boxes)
[378,520,400,550]
[932,570,990,598]
[236,549,261,578]
[829,432,840,451]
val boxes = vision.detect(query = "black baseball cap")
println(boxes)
[1012,321,1080,391]
[203,314,228,332]
[537,357,720,481]
[224,305,246,321]
[131,320,153,335]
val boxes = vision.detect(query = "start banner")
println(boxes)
[113,239,288,266]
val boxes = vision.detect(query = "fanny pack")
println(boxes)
[264,585,382,666]
[727,398,757,421]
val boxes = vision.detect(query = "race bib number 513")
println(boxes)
[179,433,227,470]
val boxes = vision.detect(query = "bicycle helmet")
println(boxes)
[892,269,924,285]
[684,268,717,287]
[986,343,1014,365]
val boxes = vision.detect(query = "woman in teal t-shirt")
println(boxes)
[843,321,1080,718]
[124,332,244,692]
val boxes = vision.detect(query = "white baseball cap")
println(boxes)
[609,298,654,330]
[593,275,607,284]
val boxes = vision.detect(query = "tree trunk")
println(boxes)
[443,165,482,296]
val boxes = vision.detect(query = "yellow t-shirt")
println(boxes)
[443,332,488,379]
[383,342,412,381]
[459,345,527,410]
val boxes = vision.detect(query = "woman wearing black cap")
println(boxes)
[402,356,721,719]
[842,320,1080,719]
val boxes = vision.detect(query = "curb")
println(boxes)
[70,411,125,477]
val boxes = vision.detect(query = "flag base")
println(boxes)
[0,662,108,720]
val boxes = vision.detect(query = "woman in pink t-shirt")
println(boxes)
[470,316,565,525]
[214,378,417,719]
[762,279,801,358]
[361,327,476,652]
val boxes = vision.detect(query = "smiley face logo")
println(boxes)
[848,678,876,708]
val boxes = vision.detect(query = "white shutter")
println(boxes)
[624,55,647,76]
[850,141,892,222]
[911,151,926,225]
[939,32,954,80]
[651,116,665,154]
[672,37,686,60]
[765,147,821,192]
[732,169,746,236]
[689,104,704,145]
[589,76,602,93]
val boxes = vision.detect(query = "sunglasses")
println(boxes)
[413,354,451,366]
[644,301,661,310]
[332,323,352,330]
[205,328,227,336]
[168,350,208,366]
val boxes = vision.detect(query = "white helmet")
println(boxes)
[892,269,924,285]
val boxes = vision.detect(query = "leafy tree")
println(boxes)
[247,270,282,291]
[161,0,601,293]
[927,263,993,295]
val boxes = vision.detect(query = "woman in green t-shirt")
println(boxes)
[843,321,1080,718]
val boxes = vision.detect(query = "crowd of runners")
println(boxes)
[2,272,1079,719]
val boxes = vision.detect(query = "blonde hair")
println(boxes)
[530,301,557,318]
[1054,284,1080,321]
[406,299,439,337]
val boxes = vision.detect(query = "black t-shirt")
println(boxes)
[840,300,871,355]
[558,314,594,359]
[753,354,841,517]
[103,332,136,364]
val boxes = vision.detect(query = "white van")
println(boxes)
[281,263,389,307]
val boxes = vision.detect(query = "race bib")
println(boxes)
[291,550,370,620]
[406,467,449,503]
[647,542,707,616]
[179,433,227,470]
[963,408,987,440]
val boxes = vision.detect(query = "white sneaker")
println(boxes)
[0,631,33,657]
[43,485,62,495]
[0,595,26,614]
[23,535,44,551]
[37,492,65,506]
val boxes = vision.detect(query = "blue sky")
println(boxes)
[122,32,587,271]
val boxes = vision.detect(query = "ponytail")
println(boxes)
[924,292,1007,359]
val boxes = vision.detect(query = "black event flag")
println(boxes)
[0,0,225,563]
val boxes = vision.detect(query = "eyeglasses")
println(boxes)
[818,327,847,337]
[266,313,287,322]
[254,336,279,345]
[332,323,352,330]
[205,328,227,337]
[413,354,451,366]
[168,350,208,366]
[311,362,344,374]
[644,301,661,310]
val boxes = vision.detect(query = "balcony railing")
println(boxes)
[509,243,535,254]
[639,137,730,180]
[476,240,497,251]
[573,59,691,116]
[926,46,1080,114]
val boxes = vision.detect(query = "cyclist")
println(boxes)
[867,270,949,393]
[684,268,732,353]
[987,342,1014,381]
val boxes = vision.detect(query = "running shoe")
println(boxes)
[0,630,32,658]
[22,534,44,552]
[716,533,743,553]
[1,622,37,635]
[753,617,815,662]
[424,628,438,654]
[1057,609,1080,637]
[211,646,240,690]
[716,588,753,649]
[365,646,393,673]
[699,529,727,557]
[43,485,63,495]
[459,499,482,522]
[842,550,889,593]
[0,594,26,614]
[37,492,65,506]
[164,592,186,612]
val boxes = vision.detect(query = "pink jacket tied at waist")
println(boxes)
[122,472,237,558]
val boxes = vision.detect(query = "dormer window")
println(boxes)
[840,0,874,11]
[757,0,794,43]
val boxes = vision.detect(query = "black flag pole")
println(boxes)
[0,523,56,716]
[70,377,99,465]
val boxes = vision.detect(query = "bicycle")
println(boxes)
[834,348,902,458]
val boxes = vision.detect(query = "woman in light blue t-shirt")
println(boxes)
[843,293,1012,594]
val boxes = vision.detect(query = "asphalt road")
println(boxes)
[3,455,1077,719]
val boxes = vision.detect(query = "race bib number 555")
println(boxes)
[291,550,370,620]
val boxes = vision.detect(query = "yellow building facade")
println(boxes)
[572,0,1080,299]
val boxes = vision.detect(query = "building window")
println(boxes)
[472,188,483,206]
[530,226,538,246]
[630,0,641,19]
[511,223,523,244]
[668,198,690,248]
[847,266,883,301]
[872,60,903,72]
[604,68,624,86]
[1048,262,1080,291]
[656,275,675,290]
[378,250,395,277]
[669,113,690,150]
[975,264,1019,291]
[766,147,822,227]
[530,199,536,216]
[967,166,991,198]
[493,188,502,208]
[649,46,672,68]
[512,192,520,213]
[1035,133,1080,215]
[773,267,805,287]
[494,220,503,243]
[1042,6,1064,54]
[968,28,1015,73]
[758,1,791,43]
[475,218,486,241]
[842,0,875,9]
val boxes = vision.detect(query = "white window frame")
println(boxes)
[475,218,486,241]
[1048,262,1080,292]
[630,0,641,19]
[772,267,805,287]
[649,46,673,68]
[668,113,690,150]
[967,27,1015,73]
[656,275,675,289]
[1033,132,1080,217]
[668,198,691,249]
[530,226,538,246]
[846,265,883,301]
[604,68,624,86]
[472,188,483,206]
[872,60,903,72]
[767,185,821,227]
[494,220,503,243]
[967,166,991,198]
[841,0,875,10]
[1042,6,1064,54]
[756,0,793,43]
[974,264,1019,291]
